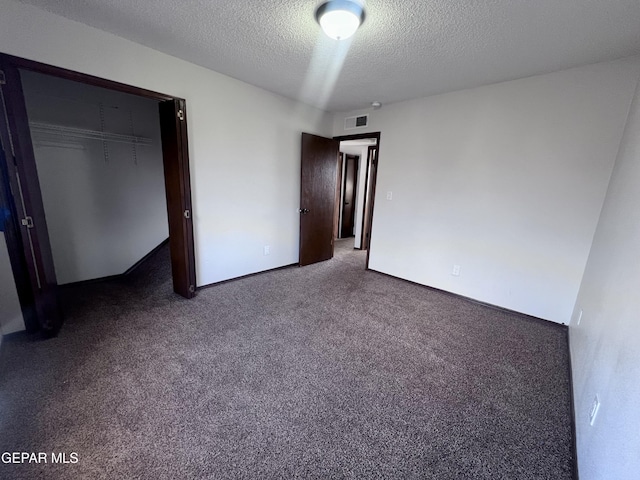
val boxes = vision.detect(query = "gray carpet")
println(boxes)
[0,238,574,479]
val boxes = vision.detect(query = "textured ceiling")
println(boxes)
[13,0,640,112]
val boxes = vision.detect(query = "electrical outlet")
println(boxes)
[386,191,393,200]
[589,395,600,426]
[263,245,270,256]
[452,265,461,276]
[577,309,583,326]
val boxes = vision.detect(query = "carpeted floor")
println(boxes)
[0,238,575,479]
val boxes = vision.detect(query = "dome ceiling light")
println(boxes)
[315,0,366,41]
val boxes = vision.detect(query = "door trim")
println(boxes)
[0,52,197,334]
[334,152,343,241]
[360,145,377,251]
[333,132,381,270]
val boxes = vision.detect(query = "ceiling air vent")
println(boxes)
[344,114,369,130]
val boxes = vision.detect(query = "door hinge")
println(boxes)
[21,216,34,228]
[177,109,184,121]
[184,209,191,219]
[189,285,195,293]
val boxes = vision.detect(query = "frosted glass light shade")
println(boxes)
[315,1,365,40]
[319,10,360,40]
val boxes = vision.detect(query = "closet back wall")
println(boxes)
[21,70,168,285]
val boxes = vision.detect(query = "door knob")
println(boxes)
[299,208,310,214]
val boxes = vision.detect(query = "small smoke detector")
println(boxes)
[371,101,382,109]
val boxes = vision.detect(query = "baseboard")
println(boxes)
[197,263,298,291]
[366,268,567,329]
[61,238,169,288]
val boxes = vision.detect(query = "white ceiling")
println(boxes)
[14,0,640,112]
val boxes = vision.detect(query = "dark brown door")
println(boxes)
[340,154,359,237]
[0,64,63,335]
[159,99,197,298]
[361,146,378,250]
[299,133,339,266]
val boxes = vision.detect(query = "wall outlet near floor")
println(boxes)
[589,394,600,426]
[452,264,461,276]
[577,309,583,326]
[263,245,270,256]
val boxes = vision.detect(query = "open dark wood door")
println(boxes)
[299,133,339,266]
[0,64,62,335]
[159,99,196,298]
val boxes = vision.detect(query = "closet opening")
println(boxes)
[0,53,195,336]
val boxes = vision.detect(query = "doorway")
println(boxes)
[21,70,170,287]
[336,134,379,261]
[0,53,196,336]
[339,154,359,238]
[298,132,380,269]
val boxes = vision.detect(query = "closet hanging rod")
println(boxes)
[29,121,153,146]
